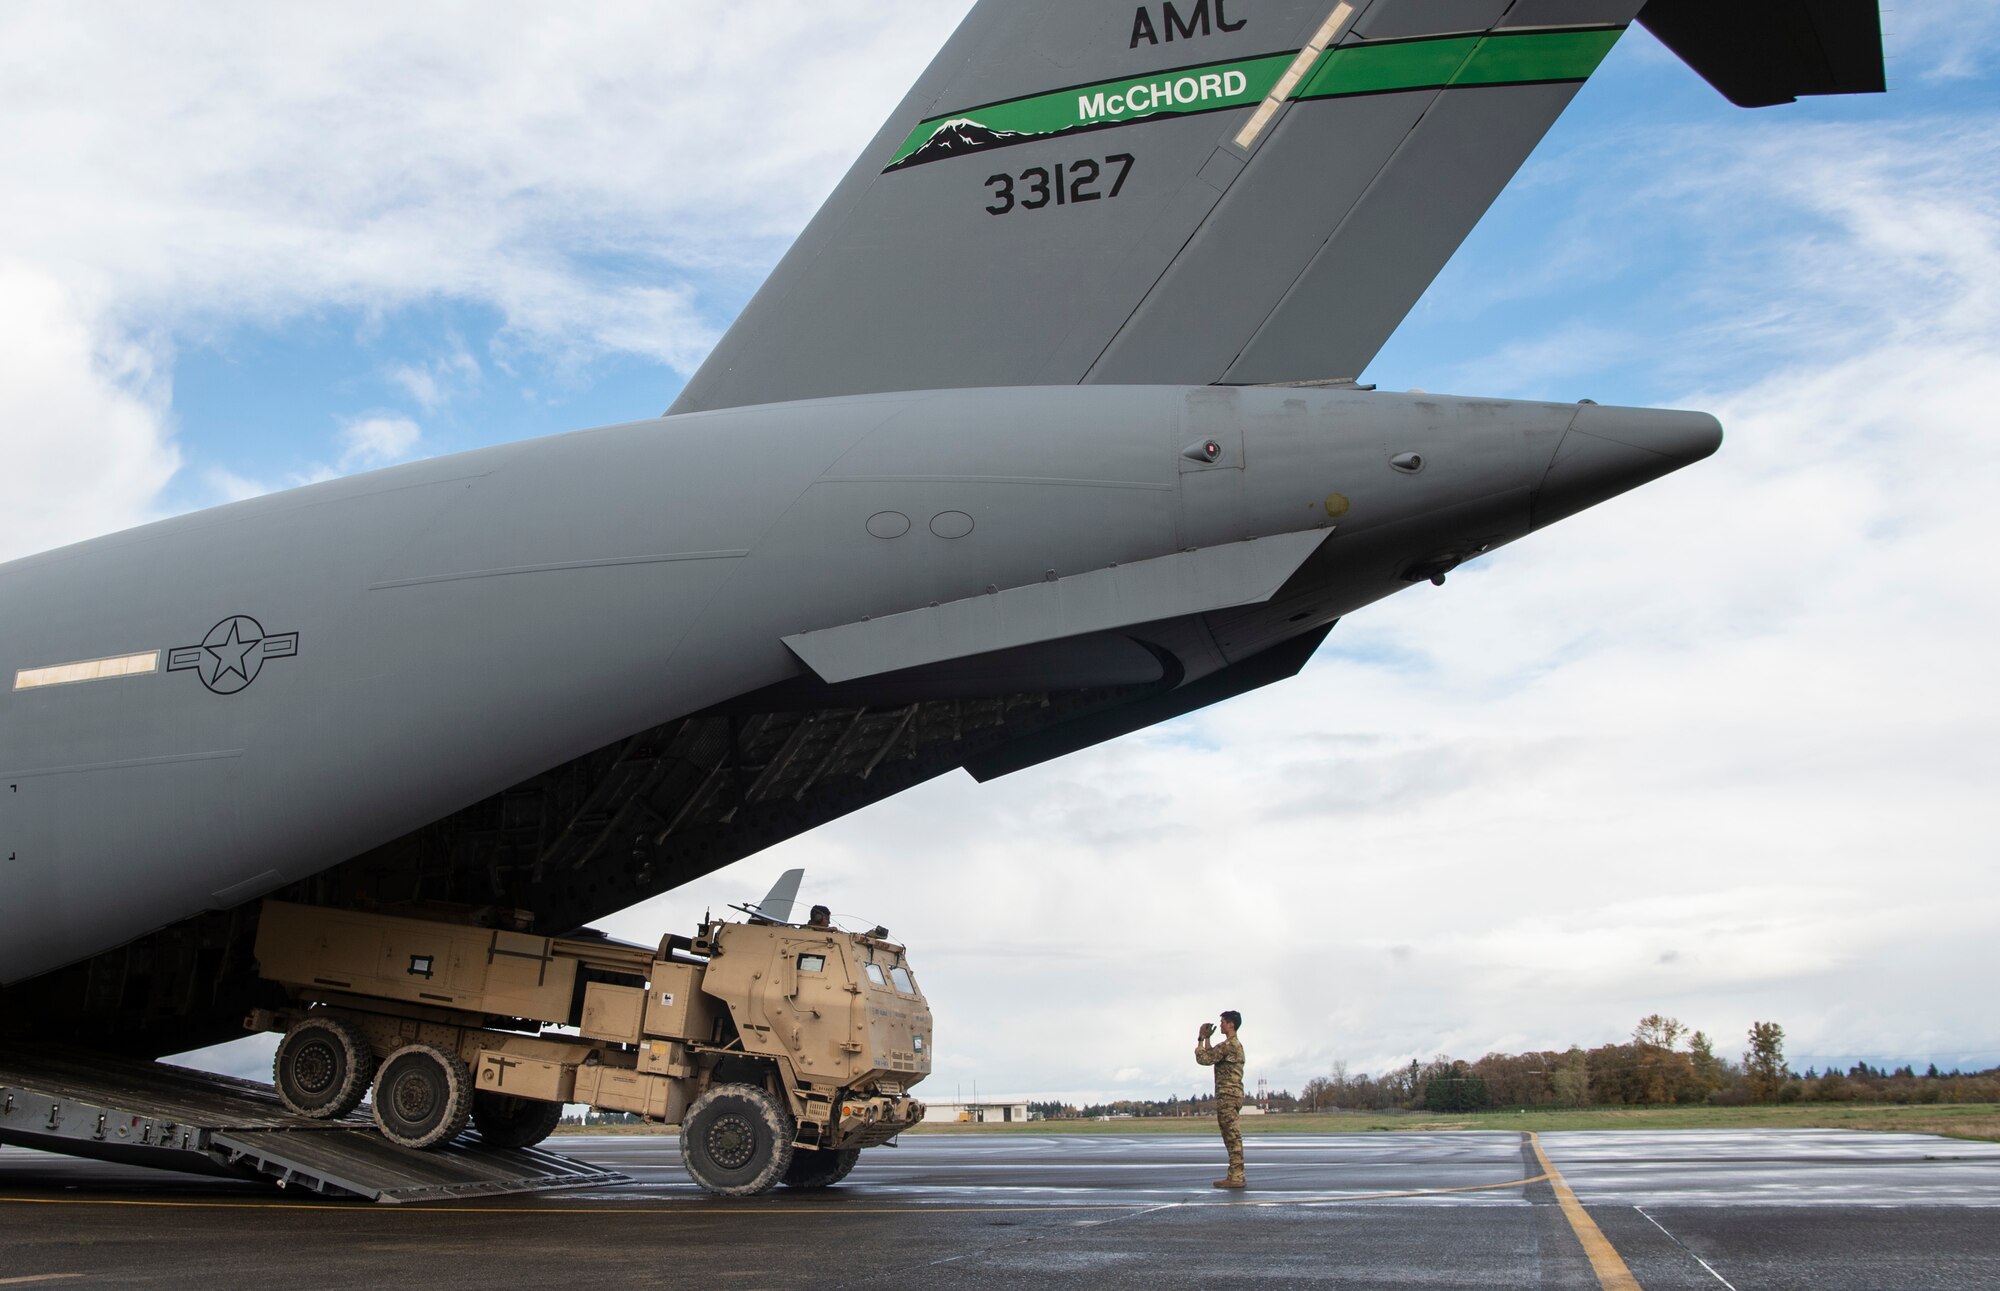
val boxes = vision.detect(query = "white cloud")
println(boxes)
[1884,0,2000,83]
[0,1,973,532]
[193,411,427,503]
[388,344,481,412]
[203,465,274,505]
[0,262,179,561]
[336,414,422,471]
[389,366,443,411]
[0,3,968,367]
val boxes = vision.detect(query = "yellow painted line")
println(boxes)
[1528,1132,1642,1291]
[0,1172,1549,1217]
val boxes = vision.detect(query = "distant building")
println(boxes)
[922,1099,1032,1124]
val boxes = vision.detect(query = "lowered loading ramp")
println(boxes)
[0,1047,629,1203]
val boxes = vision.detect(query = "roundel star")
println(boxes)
[166,615,301,695]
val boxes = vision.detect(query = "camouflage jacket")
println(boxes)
[1195,1034,1245,1100]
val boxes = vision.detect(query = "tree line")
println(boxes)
[1298,1017,2000,1112]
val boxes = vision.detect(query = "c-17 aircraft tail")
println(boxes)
[672,0,1884,415]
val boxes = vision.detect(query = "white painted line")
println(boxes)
[1638,1206,1739,1290]
[1074,1201,1182,1227]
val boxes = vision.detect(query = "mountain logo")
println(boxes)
[888,118,1029,170]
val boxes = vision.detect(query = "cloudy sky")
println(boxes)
[6,3,1998,1102]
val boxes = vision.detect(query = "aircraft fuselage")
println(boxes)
[1,384,1715,1003]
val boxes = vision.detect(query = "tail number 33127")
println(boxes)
[985,154,1134,215]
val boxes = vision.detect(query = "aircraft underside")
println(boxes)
[2,618,1313,1056]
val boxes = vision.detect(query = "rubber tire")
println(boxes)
[273,1015,374,1119]
[782,1146,860,1190]
[371,1043,474,1149]
[471,1091,565,1150]
[680,1082,795,1197]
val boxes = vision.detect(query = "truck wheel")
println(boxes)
[680,1082,794,1196]
[471,1091,564,1150]
[273,1015,374,1119]
[371,1043,473,1149]
[782,1147,860,1190]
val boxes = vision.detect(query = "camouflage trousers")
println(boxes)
[1216,1095,1244,1180]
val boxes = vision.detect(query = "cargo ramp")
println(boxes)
[0,1047,629,1203]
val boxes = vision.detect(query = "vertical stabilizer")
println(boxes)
[670,0,1646,414]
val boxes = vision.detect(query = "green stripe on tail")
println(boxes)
[885,27,1623,172]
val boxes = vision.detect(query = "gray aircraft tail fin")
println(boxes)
[671,0,1654,414]
[668,0,1883,417]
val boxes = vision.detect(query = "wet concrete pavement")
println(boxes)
[4,1128,1999,1288]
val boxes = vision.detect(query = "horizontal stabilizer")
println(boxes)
[1638,0,1884,107]
[783,530,1330,685]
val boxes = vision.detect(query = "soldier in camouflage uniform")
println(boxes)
[1195,1009,1246,1188]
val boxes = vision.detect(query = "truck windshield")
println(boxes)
[863,962,887,987]
[889,966,916,995]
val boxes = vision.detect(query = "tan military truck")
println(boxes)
[247,899,929,1195]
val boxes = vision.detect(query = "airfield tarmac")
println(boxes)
[5,1129,2000,1289]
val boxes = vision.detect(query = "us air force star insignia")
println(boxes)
[166,615,300,695]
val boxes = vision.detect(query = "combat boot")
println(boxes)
[1212,1176,1246,1190]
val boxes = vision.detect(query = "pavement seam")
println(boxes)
[1527,1132,1644,1291]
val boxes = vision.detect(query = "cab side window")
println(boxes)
[798,953,826,973]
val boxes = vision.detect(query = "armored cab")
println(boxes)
[249,899,929,1195]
